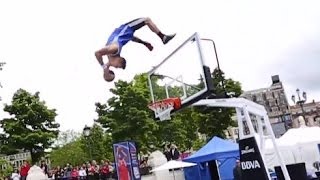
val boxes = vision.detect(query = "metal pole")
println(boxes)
[86,137,92,160]
[299,102,307,124]
[89,138,92,160]
[296,89,307,123]
[200,38,228,97]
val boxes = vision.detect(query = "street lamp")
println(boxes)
[83,125,91,137]
[291,88,307,122]
[83,125,92,160]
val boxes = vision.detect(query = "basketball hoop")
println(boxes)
[148,98,181,121]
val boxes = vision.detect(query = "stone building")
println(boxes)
[240,75,292,137]
[0,152,31,169]
[290,100,320,128]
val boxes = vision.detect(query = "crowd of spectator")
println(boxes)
[6,144,185,180]
[9,159,117,180]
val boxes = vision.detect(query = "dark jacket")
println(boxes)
[233,166,242,180]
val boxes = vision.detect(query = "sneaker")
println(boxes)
[162,34,176,44]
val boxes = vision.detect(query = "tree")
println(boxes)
[50,125,113,166]
[154,108,199,151]
[103,132,114,161]
[80,123,107,162]
[50,139,87,167]
[0,62,5,101]
[54,130,81,148]
[0,89,60,163]
[0,159,13,178]
[95,74,158,153]
[194,68,242,138]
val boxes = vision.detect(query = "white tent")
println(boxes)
[264,126,320,170]
[151,160,197,180]
[279,126,320,145]
[151,160,197,172]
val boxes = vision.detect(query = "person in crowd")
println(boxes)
[71,166,79,180]
[88,160,100,180]
[54,166,63,180]
[20,160,30,180]
[11,169,20,180]
[40,160,48,175]
[233,160,242,180]
[170,144,180,160]
[163,144,172,161]
[79,166,87,180]
[100,160,111,180]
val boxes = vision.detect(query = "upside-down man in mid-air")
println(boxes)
[95,17,176,82]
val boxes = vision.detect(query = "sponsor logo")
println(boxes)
[241,160,261,170]
[241,146,255,155]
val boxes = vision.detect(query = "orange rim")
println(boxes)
[148,97,181,110]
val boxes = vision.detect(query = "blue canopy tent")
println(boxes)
[183,136,240,180]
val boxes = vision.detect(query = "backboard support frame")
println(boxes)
[192,98,291,180]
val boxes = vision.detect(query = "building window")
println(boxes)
[252,95,257,102]
[263,93,267,100]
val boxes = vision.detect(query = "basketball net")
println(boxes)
[148,98,181,121]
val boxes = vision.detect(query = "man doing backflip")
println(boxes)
[95,17,176,82]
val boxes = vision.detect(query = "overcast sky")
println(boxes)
[0,0,319,132]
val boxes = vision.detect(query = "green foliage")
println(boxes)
[80,124,107,162]
[155,108,199,151]
[192,138,207,151]
[95,74,158,153]
[0,159,13,178]
[0,89,60,164]
[194,68,243,138]
[50,139,87,167]
[50,126,113,166]
[104,133,114,161]
[54,130,81,148]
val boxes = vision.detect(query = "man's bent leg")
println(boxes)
[144,17,176,44]
[127,17,176,44]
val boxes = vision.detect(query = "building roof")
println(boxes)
[242,87,269,95]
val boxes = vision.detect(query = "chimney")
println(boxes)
[271,75,280,84]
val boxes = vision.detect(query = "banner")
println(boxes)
[113,141,141,180]
[128,141,141,180]
[239,136,269,180]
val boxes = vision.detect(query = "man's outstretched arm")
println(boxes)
[95,45,118,66]
[132,36,153,51]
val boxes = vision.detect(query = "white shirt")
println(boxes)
[79,169,87,177]
[11,172,20,180]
